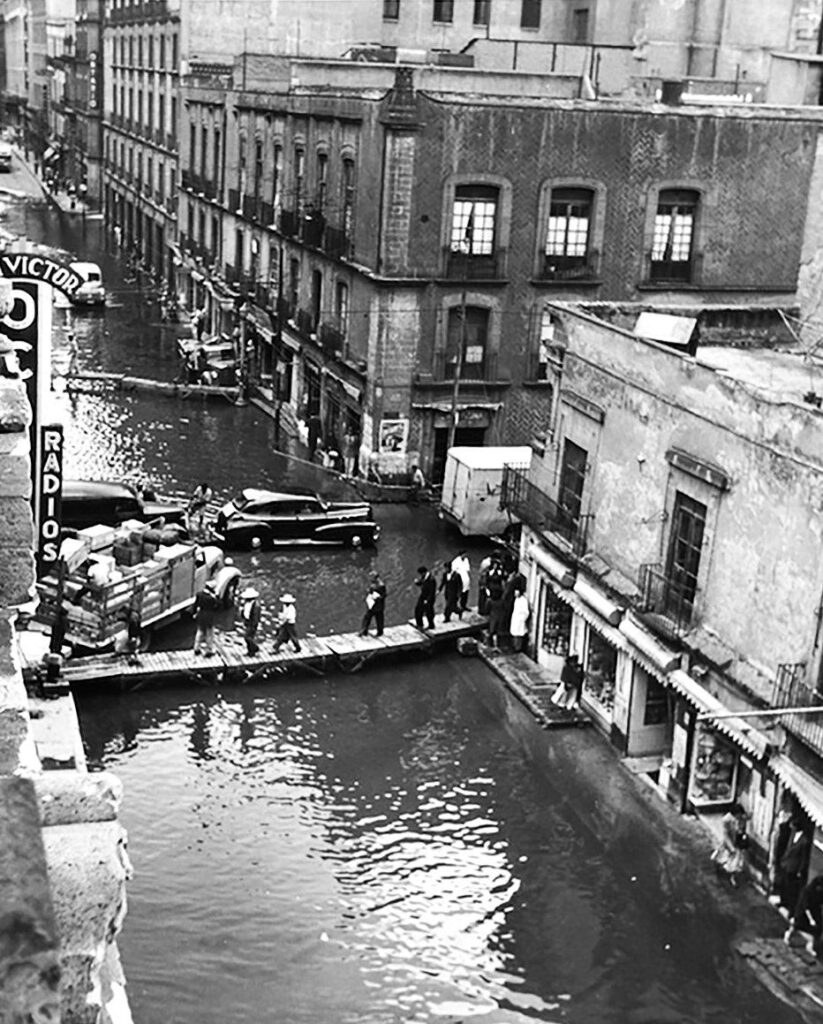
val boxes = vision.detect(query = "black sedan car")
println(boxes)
[213,488,380,549]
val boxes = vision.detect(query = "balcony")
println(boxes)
[324,224,351,260]
[648,257,693,284]
[501,466,591,557]
[444,248,506,280]
[301,211,325,248]
[772,664,823,754]
[318,321,345,356]
[277,208,297,237]
[260,201,274,227]
[295,308,316,337]
[635,563,696,637]
[540,250,600,282]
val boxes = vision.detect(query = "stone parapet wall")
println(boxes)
[0,378,134,1023]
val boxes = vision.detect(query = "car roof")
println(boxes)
[63,479,136,500]
[70,261,103,275]
[241,488,319,503]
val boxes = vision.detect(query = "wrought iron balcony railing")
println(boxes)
[279,208,299,237]
[540,249,600,281]
[318,321,345,356]
[636,563,696,635]
[324,224,351,260]
[444,248,506,280]
[772,663,823,754]
[500,466,591,556]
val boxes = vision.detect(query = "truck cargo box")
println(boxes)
[439,446,531,537]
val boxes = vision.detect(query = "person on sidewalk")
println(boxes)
[414,565,436,630]
[452,551,471,613]
[193,581,220,656]
[784,874,823,957]
[360,572,387,637]
[188,481,213,536]
[552,653,584,709]
[509,587,530,653]
[439,561,463,623]
[409,464,427,505]
[710,804,750,888]
[239,587,262,655]
[272,593,301,653]
[770,811,813,918]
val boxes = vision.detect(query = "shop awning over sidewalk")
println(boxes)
[770,754,823,830]
[668,669,771,761]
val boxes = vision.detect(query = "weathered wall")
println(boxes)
[538,309,823,692]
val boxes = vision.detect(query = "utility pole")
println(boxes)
[447,279,467,452]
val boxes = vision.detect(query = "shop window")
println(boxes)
[445,306,489,380]
[584,629,616,712]
[558,438,587,523]
[544,188,593,279]
[643,675,668,726]
[521,0,541,28]
[651,189,698,282]
[542,588,571,656]
[474,0,491,24]
[690,724,737,806]
[664,490,706,624]
[383,0,400,19]
[433,0,454,23]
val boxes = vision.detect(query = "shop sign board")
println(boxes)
[38,424,63,572]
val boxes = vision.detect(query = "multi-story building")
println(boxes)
[61,0,103,204]
[177,54,823,481]
[501,302,823,882]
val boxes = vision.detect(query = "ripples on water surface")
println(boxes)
[78,661,801,1024]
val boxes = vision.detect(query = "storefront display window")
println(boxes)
[643,674,668,726]
[584,629,616,712]
[542,588,571,655]
[690,724,738,806]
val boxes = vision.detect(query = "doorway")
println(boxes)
[432,426,485,483]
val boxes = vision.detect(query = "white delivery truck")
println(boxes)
[440,446,532,536]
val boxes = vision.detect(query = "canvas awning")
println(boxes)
[668,669,770,760]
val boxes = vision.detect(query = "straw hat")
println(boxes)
[280,593,296,603]
[241,587,259,600]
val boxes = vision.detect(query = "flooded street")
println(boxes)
[5,191,804,1023]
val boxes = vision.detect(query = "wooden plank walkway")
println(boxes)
[58,612,486,689]
[64,371,239,403]
[478,648,591,730]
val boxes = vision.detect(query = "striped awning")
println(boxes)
[771,754,823,830]
[668,669,771,760]
[553,583,627,651]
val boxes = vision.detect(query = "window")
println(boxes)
[288,257,300,313]
[148,35,154,67]
[316,152,328,212]
[235,228,244,272]
[253,138,263,201]
[383,0,400,19]
[212,214,220,261]
[198,209,205,245]
[335,281,349,334]
[158,159,164,197]
[189,122,196,175]
[158,88,165,131]
[545,188,592,277]
[473,0,490,24]
[272,143,283,211]
[542,587,571,656]
[160,35,165,69]
[433,0,454,23]
[342,157,355,236]
[238,132,247,196]
[651,189,698,282]
[446,306,489,380]
[450,184,497,256]
[584,629,616,712]
[664,491,706,620]
[558,439,587,524]
[213,127,221,189]
[521,0,541,28]
[200,125,208,180]
[311,270,322,329]
[147,87,153,131]
[294,146,305,210]
[171,97,177,140]
[171,32,178,68]
[643,673,668,726]
[572,7,590,43]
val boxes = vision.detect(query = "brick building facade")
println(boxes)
[178,56,823,481]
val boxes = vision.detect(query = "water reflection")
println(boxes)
[76,660,801,1024]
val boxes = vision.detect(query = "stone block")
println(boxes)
[0,546,36,607]
[0,776,61,1024]
[0,441,32,498]
[42,820,133,1024]
[0,382,30,433]
[36,771,123,827]
[28,695,88,772]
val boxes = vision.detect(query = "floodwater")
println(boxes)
[7,183,805,1024]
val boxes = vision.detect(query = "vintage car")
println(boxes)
[69,261,106,306]
[213,488,380,549]
[62,480,187,533]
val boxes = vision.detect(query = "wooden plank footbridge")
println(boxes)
[58,612,487,690]
[63,371,240,403]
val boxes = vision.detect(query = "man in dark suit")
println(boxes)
[414,565,436,630]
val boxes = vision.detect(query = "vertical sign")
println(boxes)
[38,424,63,573]
[0,278,41,483]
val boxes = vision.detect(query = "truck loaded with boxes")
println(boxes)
[35,519,241,651]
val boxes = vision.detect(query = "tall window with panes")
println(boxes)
[448,184,499,276]
[335,281,349,335]
[316,152,328,214]
[474,0,490,24]
[342,158,355,238]
[664,491,706,622]
[650,189,698,282]
[237,133,247,199]
[253,139,263,206]
[271,143,283,214]
[213,127,221,194]
[544,188,593,279]
[558,439,587,529]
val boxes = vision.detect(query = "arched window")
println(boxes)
[650,188,699,282]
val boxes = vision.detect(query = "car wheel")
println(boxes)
[223,577,239,608]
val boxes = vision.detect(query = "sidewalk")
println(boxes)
[13,146,96,218]
[481,644,823,1024]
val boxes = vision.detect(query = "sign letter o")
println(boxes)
[1,287,36,331]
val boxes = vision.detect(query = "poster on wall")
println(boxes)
[379,418,408,454]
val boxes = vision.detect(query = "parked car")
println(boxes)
[69,261,106,306]
[213,488,379,549]
[61,479,187,533]
[0,143,13,172]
